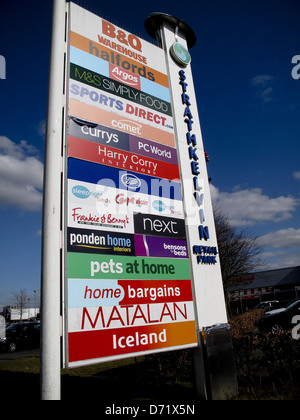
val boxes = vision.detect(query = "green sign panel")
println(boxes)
[68,253,191,280]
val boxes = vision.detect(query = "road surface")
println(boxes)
[0,348,39,365]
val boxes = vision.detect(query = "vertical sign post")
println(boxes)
[41,0,67,400]
[145,13,238,400]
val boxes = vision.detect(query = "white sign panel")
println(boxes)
[160,26,228,328]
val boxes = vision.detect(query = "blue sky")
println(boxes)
[0,0,300,307]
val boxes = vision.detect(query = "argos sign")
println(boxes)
[109,64,141,89]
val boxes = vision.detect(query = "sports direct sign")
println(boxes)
[65,3,197,367]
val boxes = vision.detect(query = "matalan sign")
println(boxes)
[65,3,198,368]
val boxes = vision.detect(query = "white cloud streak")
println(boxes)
[0,136,44,211]
[258,228,300,249]
[293,171,300,181]
[251,75,274,87]
[250,74,274,103]
[210,184,298,226]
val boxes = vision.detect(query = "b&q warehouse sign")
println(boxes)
[61,3,228,367]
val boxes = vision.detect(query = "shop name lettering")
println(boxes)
[71,65,170,115]
[88,20,155,82]
[111,66,139,86]
[89,42,154,82]
[81,303,187,330]
[97,145,158,172]
[101,20,144,56]
[179,70,219,265]
[72,207,130,229]
[70,232,132,248]
[83,284,180,302]
[91,258,175,276]
[80,125,119,144]
[179,70,208,240]
[0,55,6,79]
[70,83,168,127]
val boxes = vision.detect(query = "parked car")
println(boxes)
[253,301,279,310]
[258,300,300,333]
[0,322,40,352]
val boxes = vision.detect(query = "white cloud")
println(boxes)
[0,136,39,159]
[37,120,46,138]
[250,74,274,103]
[259,228,300,270]
[256,86,273,103]
[210,184,298,226]
[258,228,300,249]
[261,250,300,270]
[293,171,300,181]
[0,136,44,211]
[251,75,274,87]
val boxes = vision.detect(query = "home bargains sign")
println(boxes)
[65,3,197,367]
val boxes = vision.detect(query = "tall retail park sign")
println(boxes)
[61,4,228,368]
[65,3,199,368]
[41,2,234,399]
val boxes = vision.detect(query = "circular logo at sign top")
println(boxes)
[170,42,191,67]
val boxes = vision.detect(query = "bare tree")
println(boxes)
[213,206,264,313]
[11,289,29,321]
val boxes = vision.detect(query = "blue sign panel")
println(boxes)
[67,157,183,201]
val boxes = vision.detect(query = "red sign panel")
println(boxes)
[68,136,180,181]
[68,321,197,363]
[109,63,141,90]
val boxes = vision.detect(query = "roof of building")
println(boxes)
[229,266,300,292]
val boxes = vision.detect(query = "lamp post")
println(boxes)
[33,290,37,320]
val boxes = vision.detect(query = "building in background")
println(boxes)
[2,306,40,322]
[229,266,300,314]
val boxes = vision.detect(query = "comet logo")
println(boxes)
[112,119,142,135]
